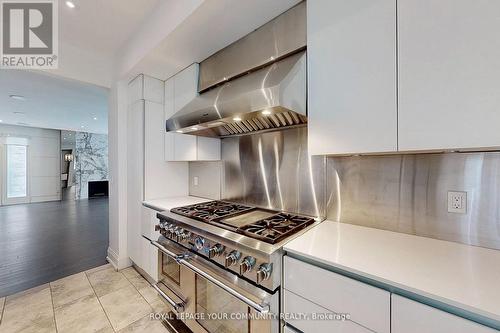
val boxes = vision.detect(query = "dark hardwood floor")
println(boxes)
[0,198,109,297]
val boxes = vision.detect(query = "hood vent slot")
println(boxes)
[220,112,307,136]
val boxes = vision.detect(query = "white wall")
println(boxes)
[0,124,61,204]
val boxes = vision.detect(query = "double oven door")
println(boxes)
[151,237,279,333]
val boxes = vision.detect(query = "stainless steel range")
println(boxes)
[148,200,319,333]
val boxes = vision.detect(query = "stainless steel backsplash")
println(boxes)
[327,153,500,250]
[220,128,500,249]
[221,127,326,218]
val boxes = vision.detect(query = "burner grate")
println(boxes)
[170,201,252,223]
[238,213,315,244]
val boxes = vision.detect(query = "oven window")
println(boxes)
[162,253,180,285]
[196,276,250,333]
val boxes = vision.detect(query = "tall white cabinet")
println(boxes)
[397,0,500,151]
[164,63,220,162]
[307,0,397,155]
[127,74,189,275]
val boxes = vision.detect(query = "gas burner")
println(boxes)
[171,201,252,222]
[238,213,315,244]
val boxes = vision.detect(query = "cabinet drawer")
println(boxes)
[284,256,390,333]
[391,295,497,333]
[284,289,372,333]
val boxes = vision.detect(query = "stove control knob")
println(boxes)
[179,231,191,242]
[208,244,225,259]
[166,224,176,236]
[194,237,205,250]
[225,251,241,267]
[256,263,273,283]
[239,256,256,275]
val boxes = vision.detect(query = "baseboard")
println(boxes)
[106,247,132,270]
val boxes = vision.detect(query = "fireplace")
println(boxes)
[88,180,109,198]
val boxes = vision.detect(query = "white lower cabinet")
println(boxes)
[284,290,372,333]
[283,256,390,333]
[139,206,160,282]
[391,295,497,333]
[283,256,497,333]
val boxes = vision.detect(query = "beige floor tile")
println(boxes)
[120,267,141,280]
[88,267,131,297]
[149,299,172,315]
[100,285,152,331]
[0,297,4,323]
[128,275,151,290]
[54,294,113,333]
[85,263,113,275]
[118,315,169,333]
[0,285,56,333]
[138,286,162,305]
[50,272,94,308]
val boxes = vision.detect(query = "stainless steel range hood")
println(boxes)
[166,2,306,138]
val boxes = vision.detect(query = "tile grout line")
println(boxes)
[48,283,59,333]
[85,271,118,333]
[122,268,156,310]
[0,298,5,326]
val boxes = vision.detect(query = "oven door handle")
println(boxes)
[151,283,185,313]
[151,240,270,314]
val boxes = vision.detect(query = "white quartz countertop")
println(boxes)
[142,196,211,212]
[284,221,500,323]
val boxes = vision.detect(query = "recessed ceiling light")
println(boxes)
[9,94,26,101]
[262,110,272,116]
[233,117,242,122]
[93,117,97,120]
[80,125,85,128]
[0,120,3,122]
[65,1,75,8]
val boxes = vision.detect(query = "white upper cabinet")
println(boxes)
[164,65,220,162]
[398,0,500,151]
[307,0,397,155]
[392,295,497,333]
[128,74,164,105]
[174,63,199,113]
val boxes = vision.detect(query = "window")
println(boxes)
[6,145,28,198]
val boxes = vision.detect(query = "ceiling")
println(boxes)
[0,70,108,134]
[43,0,161,87]
[129,0,302,81]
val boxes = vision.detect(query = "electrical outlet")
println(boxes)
[447,191,467,214]
[193,176,199,186]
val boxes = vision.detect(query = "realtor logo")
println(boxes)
[1,0,58,68]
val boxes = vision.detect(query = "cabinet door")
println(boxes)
[143,75,164,104]
[197,137,221,161]
[128,75,143,105]
[127,101,144,267]
[164,78,175,161]
[391,295,496,333]
[307,0,397,155]
[144,101,169,199]
[174,134,197,161]
[173,63,199,113]
[398,0,500,151]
